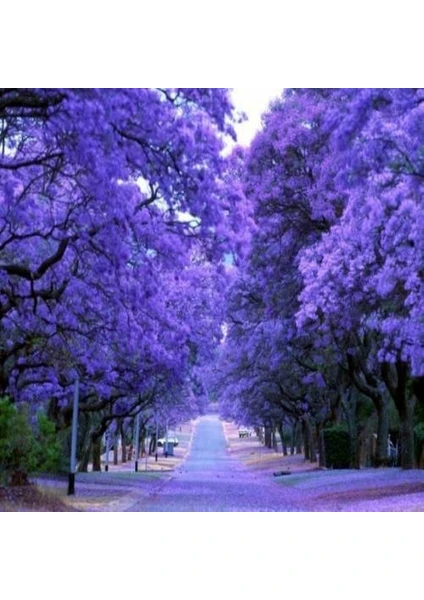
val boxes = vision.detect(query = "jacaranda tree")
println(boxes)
[0,88,241,469]
[218,88,423,469]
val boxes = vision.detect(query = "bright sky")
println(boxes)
[231,87,284,147]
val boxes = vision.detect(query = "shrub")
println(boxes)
[323,425,351,469]
[0,398,62,485]
[0,398,37,485]
[414,423,424,468]
[34,412,61,473]
[0,398,15,484]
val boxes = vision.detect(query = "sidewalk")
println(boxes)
[31,419,197,512]
[222,420,319,476]
[222,420,424,511]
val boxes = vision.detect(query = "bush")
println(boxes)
[0,398,37,485]
[414,423,424,468]
[323,425,351,469]
[34,412,61,473]
[0,398,16,484]
[0,398,62,485]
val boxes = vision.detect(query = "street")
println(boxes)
[128,414,297,512]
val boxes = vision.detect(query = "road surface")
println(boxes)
[128,414,297,511]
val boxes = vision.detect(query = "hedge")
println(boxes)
[414,423,424,468]
[323,425,351,469]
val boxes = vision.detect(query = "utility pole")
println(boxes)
[165,418,169,457]
[155,417,159,462]
[105,430,110,472]
[68,377,80,495]
[134,413,140,472]
[145,426,149,471]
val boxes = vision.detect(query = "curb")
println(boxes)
[90,420,198,511]
[122,418,200,510]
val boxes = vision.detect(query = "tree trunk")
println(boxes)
[349,422,361,470]
[302,420,310,460]
[127,443,133,462]
[121,438,127,463]
[78,441,91,472]
[291,422,297,455]
[272,426,279,452]
[113,432,119,465]
[382,361,415,469]
[92,436,102,471]
[296,423,303,455]
[149,433,157,455]
[318,428,326,468]
[277,422,288,456]
[264,427,272,449]
[374,401,390,467]
[305,417,317,463]
[120,421,127,463]
[347,351,390,466]
[77,413,91,472]
[398,395,416,470]
[342,390,361,469]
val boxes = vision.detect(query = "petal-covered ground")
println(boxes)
[1,421,195,512]
[222,420,424,511]
[128,415,424,512]
[3,415,423,511]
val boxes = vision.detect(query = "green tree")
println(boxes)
[34,411,61,473]
[0,398,37,485]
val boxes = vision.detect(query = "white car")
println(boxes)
[157,437,179,447]
[238,427,253,438]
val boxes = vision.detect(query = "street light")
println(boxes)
[164,418,169,458]
[155,417,159,462]
[145,425,149,471]
[67,376,80,495]
[134,412,140,472]
[105,429,110,472]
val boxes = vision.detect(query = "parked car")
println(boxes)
[238,427,253,438]
[157,437,179,447]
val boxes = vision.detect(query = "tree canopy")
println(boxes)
[1,88,423,474]
[215,88,423,469]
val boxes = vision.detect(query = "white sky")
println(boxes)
[231,87,284,147]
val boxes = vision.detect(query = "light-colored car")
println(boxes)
[238,427,253,438]
[157,437,179,447]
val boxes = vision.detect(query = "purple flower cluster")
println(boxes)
[0,88,242,439]
[216,89,423,470]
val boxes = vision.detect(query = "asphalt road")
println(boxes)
[128,414,297,512]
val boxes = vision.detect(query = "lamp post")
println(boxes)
[155,417,159,462]
[164,418,169,458]
[68,376,80,495]
[105,430,110,472]
[145,426,149,471]
[134,412,140,472]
